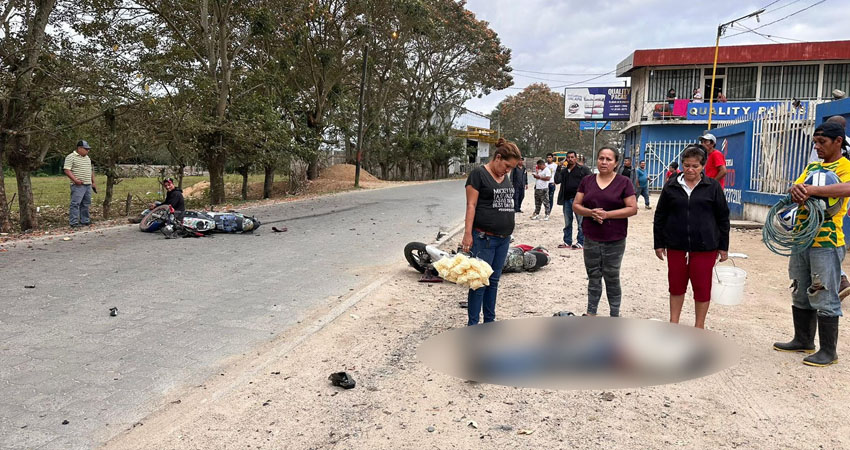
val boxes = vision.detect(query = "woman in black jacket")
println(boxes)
[653,144,730,329]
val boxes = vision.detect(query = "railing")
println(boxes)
[749,102,815,194]
[643,140,693,190]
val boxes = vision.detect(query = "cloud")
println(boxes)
[463,0,845,115]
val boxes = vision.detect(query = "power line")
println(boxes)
[723,0,826,38]
[511,72,613,83]
[729,22,805,42]
[551,70,619,89]
[512,68,609,76]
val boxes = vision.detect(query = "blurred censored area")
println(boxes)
[417,317,739,390]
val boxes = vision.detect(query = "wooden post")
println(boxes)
[125,193,132,216]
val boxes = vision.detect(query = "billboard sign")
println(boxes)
[565,87,631,121]
[686,101,810,121]
[579,121,612,131]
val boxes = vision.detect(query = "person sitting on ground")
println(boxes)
[654,144,730,329]
[150,178,185,212]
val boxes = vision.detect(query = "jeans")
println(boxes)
[547,184,556,213]
[69,184,92,226]
[533,189,550,215]
[467,232,511,325]
[513,185,525,212]
[583,238,626,316]
[636,184,650,206]
[789,246,845,317]
[562,197,584,246]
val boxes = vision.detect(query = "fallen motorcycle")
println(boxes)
[404,241,549,282]
[136,204,261,238]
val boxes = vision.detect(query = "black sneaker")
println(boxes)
[328,372,356,389]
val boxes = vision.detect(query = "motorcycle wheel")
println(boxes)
[404,242,429,273]
[139,205,171,232]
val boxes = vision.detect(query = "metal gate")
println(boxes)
[643,140,692,190]
[749,102,815,194]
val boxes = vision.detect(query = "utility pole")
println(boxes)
[354,43,369,188]
[707,8,765,129]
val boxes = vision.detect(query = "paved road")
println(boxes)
[0,180,466,449]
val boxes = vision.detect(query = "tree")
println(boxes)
[0,0,59,231]
[493,83,580,157]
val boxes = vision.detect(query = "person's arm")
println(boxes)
[63,169,83,185]
[714,182,730,261]
[462,185,478,252]
[554,166,563,184]
[712,153,727,182]
[90,165,96,189]
[593,195,637,221]
[63,154,83,185]
[802,183,850,199]
[538,168,551,182]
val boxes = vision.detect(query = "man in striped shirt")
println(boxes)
[63,140,96,227]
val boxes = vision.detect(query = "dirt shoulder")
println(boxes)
[102,193,850,450]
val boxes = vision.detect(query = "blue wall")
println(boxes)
[815,97,850,132]
[711,122,753,219]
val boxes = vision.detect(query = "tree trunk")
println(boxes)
[307,157,319,181]
[207,150,227,204]
[238,167,249,201]
[0,134,13,233]
[14,168,38,231]
[263,164,275,199]
[177,164,186,189]
[103,173,116,219]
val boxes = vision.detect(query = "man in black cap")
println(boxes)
[775,121,850,367]
[63,140,96,227]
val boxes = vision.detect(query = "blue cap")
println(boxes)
[77,140,91,149]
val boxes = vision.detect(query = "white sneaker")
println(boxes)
[543,215,550,221]
[531,214,540,220]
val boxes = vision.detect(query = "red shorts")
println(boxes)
[667,249,718,302]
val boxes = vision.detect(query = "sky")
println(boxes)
[462,0,846,115]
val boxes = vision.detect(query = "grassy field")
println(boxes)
[2,174,268,228]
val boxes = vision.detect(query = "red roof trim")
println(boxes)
[617,40,850,76]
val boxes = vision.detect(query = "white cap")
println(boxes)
[700,133,716,144]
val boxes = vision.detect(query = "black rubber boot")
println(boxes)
[803,316,839,367]
[773,306,817,353]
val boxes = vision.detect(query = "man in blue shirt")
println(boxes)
[635,160,651,209]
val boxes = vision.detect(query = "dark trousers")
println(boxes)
[583,238,626,316]
[513,185,525,212]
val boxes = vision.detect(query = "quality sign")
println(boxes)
[686,101,809,121]
[565,87,631,121]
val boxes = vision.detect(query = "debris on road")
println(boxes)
[61,420,69,425]
[272,227,288,233]
[426,426,435,433]
[24,285,35,289]
[109,307,118,317]
[553,311,575,317]
[600,392,616,402]
[62,237,71,241]
[517,429,534,435]
[328,371,356,389]
[468,420,478,429]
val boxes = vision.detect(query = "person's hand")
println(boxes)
[73,178,83,185]
[718,250,729,262]
[461,233,473,253]
[149,203,156,209]
[591,208,608,223]
[789,184,809,204]
[655,248,666,261]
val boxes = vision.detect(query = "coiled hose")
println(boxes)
[762,195,826,256]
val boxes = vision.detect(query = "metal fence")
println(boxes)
[643,139,692,190]
[749,102,815,194]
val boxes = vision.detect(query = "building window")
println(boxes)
[823,64,850,98]
[726,66,757,100]
[648,69,700,102]
[760,64,818,100]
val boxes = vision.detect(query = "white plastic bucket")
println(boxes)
[711,262,747,306]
